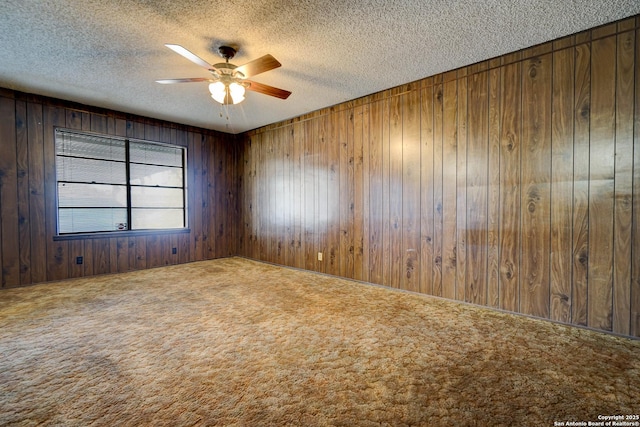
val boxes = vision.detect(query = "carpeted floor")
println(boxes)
[0,257,638,426]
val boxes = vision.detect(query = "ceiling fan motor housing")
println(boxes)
[218,45,237,61]
[211,62,246,81]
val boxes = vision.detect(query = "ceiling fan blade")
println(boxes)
[246,80,291,99]
[164,44,213,70]
[235,54,281,78]
[156,77,214,84]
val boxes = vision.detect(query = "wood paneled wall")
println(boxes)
[2,16,639,339]
[0,90,237,287]
[238,16,640,337]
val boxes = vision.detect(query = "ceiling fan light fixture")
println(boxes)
[161,44,290,105]
[209,81,227,104]
[209,81,246,105]
[229,82,246,104]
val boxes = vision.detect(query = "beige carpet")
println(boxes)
[0,257,638,426]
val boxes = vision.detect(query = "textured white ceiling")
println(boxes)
[1,1,638,134]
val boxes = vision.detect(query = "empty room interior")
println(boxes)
[1,1,640,425]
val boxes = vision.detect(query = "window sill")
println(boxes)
[54,228,191,241]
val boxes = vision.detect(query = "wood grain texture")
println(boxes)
[572,43,591,327]
[613,30,634,335]
[420,86,435,295]
[292,122,304,266]
[227,135,239,258]
[588,36,616,331]
[381,97,392,287]
[207,133,218,259]
[251,132,263,260]
[389,93,402,287]
[342,109,356,278]
[204,132,215,260]
[326,114,340,276]
[486,69,501,308]
[432,84,444,297]
[456,77,469,303]
[520,54,552,319]
[312,120,323,272]
[0,96,19,287]
[353,106,365,281]
[213,133,226,262]
[93,238,111,274]
[191,131,205,262]
[292,122,304,268]
[441,80,457,300]
[368,100,384,285]
[361,104,371,284]
[27,102,46,284]
[259,130,272,261]
[402,88,421,293]
[284,125,295,268]
[271,129,284,266]
[15,101,31,285]
[550,47,575,324]
[498,62,522,313]
[237,138,247,257]
[632,29,640,338]
[304,118,316,271]
[466,71,489,305]
[258,131,269,263]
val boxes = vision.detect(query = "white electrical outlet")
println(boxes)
[317,252,323,261]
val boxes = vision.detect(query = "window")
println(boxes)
[55,128,187,235]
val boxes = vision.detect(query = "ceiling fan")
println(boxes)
[156,44,291,105]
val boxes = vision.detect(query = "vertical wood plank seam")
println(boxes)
[518,59,524,314]
[400,95,405,288]
[465,80,470,301]
[0,99,5,287]
[632,47,635,333]
[549,52,554,319]
[429,88,435,293]
[586,41,592,328]
[454,80,459,300]
[484,71,490,306]
[569,45,577,325]
[16,101,28,286]
[385,98,391,285]
[612,35,617,330]
[418,93,423,291]
[497,68,503,308]
[438,85,443,296]
[418,90,423,292]
[23,102,32,285]
[611,38,618,329]
[631,28,638,334]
